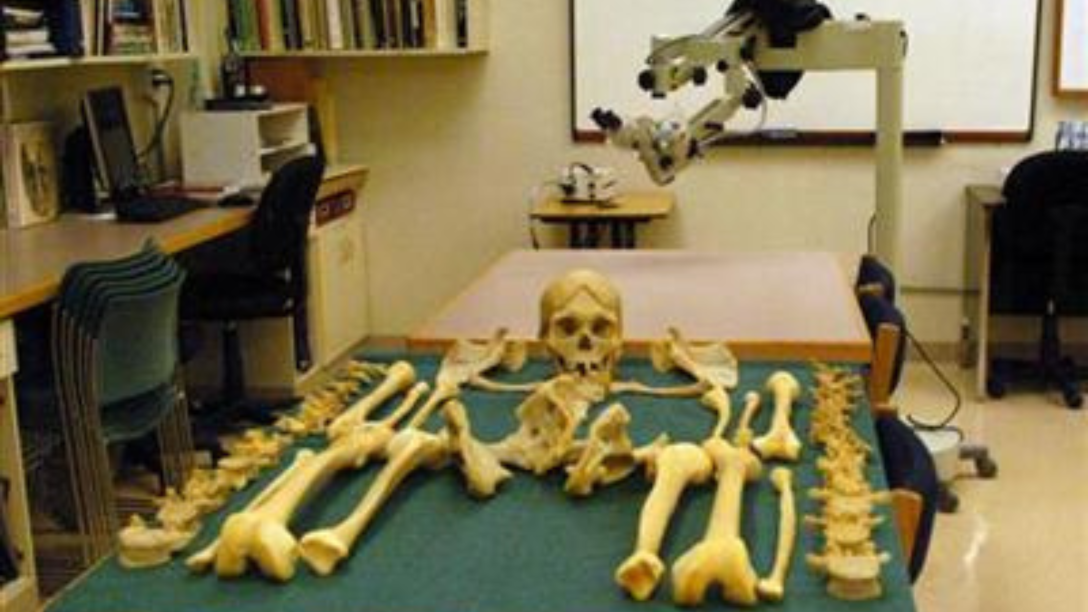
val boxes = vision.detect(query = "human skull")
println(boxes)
[539,269,623,400]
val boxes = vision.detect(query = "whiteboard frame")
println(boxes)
[570,0,1042,144]
[1056,0,1088,96]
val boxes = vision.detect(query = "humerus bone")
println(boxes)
[734,391,761,447]
[327,361,417,439]
[757,468,796,602]
[186,450,314,573]
[564,403,668,497]
[615,443,713,601]
[753,372,802,462]
[671,439,763,606]
[441,400,512,498]
[491,375,593,474]
[299,429,449,576]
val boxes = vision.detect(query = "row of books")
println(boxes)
[0,0,189,62]
[228,0,471,53]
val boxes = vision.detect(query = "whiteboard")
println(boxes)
[1057,0,1088,94]
[573,0,1040,139]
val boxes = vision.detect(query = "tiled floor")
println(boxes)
[899,363,1088,612]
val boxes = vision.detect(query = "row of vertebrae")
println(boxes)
[118,360,386,569]
[805,364,891,601]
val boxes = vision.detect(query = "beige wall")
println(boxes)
[316,0,1084,341]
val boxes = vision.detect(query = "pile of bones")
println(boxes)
[117,269,890,605]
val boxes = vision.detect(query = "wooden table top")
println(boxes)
[0,207,254,319]
[531,191,675,221]
[0,164,369,321]
[410,250,871,363]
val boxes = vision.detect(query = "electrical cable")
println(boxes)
[903,327,965,434]
[867,214,877,253]
[137,70,175,186]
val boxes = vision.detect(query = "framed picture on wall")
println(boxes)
[1056,0,1088,96]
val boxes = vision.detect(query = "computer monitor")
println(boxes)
[81,86,142,200]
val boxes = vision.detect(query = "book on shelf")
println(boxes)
[0,0,190,62]
[229,0,472,53]
[1,121,60,229]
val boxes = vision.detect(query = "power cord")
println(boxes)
[903,326,965,434]
[138,68,176,184]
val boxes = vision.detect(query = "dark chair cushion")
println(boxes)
[857,293,907,394]
[875,415,940,582]
[181,273,295,321]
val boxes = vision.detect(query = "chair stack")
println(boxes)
[47,242,193,571]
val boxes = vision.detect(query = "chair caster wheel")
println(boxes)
[1063,390,1083,409]
[938,486,959,514]
[976,456,998,479]
[986,377,1006,399]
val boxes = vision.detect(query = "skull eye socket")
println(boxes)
[555,316,580,337]
[591,317,614,338]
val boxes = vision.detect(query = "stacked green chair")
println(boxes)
[47,241,194,566]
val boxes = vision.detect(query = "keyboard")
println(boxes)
[114,195,206,223]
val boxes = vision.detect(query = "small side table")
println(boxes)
[531,191,675,249]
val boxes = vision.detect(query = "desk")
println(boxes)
[531,192,674,249]
[411,250,871,363]
[45,356,915,612]
[962,184,1004,399]
[0,164,367,612]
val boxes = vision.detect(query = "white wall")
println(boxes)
[318,0,1087,341]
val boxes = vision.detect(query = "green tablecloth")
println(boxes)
[49,355,916,612]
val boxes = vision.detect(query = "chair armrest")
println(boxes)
[891,487,923,563]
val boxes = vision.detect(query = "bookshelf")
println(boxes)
[0,52,197,74]
[231,0,490,59]
[0,0,196,73]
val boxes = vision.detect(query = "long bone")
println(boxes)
[564,403,669,497]
[670,438,763,606]
[756,467,796,602]
[186,449,315,573]
[298,426,449,576]
[614,443,713,601]
[327,361,418,439]
[733,391,762,447]
[192,383,430,581]
[441,400,512,498]
[297,383,455,576]
[752,371,802,462]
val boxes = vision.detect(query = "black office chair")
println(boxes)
[182,154,326,427]
[988,150,1088,409]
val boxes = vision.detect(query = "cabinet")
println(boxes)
[1,321,38,612]
[180,104,313,189]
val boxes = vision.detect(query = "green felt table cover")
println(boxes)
[49,355,916,612]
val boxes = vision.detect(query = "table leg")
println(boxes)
[624,222,638,249]
[568,222,584,249]
[586,222,602,249]
[610,222,625,249]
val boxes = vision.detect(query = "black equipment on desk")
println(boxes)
[81,85,202,222]
[989,150,1088,408]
